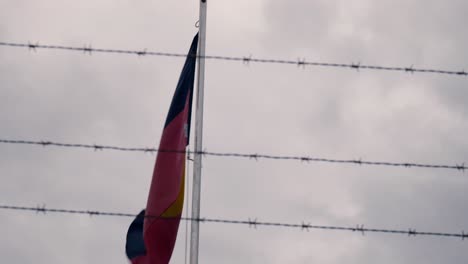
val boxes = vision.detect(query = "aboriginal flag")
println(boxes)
[125,34,198,264]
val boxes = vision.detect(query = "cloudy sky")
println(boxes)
[1,0,467,263]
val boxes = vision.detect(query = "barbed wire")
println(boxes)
[1,41,467,77]
[0,204,466,240]
[0,139,466,171]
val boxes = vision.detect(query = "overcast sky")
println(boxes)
[1,0,467,263]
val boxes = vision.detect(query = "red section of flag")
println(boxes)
[130,256,150,264]
[145,104,189,220]
[143,95,191,264]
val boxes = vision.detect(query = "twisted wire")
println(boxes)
[0,205,466,240]
[0,139,466,171]
[1,42,466,76]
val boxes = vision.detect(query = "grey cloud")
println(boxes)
[1,0,467,263]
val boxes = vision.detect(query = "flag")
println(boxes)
[126,33,198,264]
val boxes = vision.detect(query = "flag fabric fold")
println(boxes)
[125,33,199,264]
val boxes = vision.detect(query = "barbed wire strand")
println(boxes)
[0,139,466,172]
[1,42,467,77]
[0,205,466,240]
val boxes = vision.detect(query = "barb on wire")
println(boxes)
[1,139,466,172]
[297,58,306,68]
[28,41,39,52]
[405,65,415,74]
[351,62,361,72]
[0,204,465,240]
[1,41,467,76]
[354,224,366,235]
[83,44,93,55]
[136,49,147,57]
[243,55,252,65]
[248,218,258,229]
[408,228,417,237]
[301,222,311,232]
[36,204,46,214]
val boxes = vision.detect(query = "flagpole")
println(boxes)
[190,1,207,264]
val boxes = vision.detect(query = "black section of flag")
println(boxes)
[125,210,147,260]
[164,33,199,146]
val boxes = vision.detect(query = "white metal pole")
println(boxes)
[190,1,207,264]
